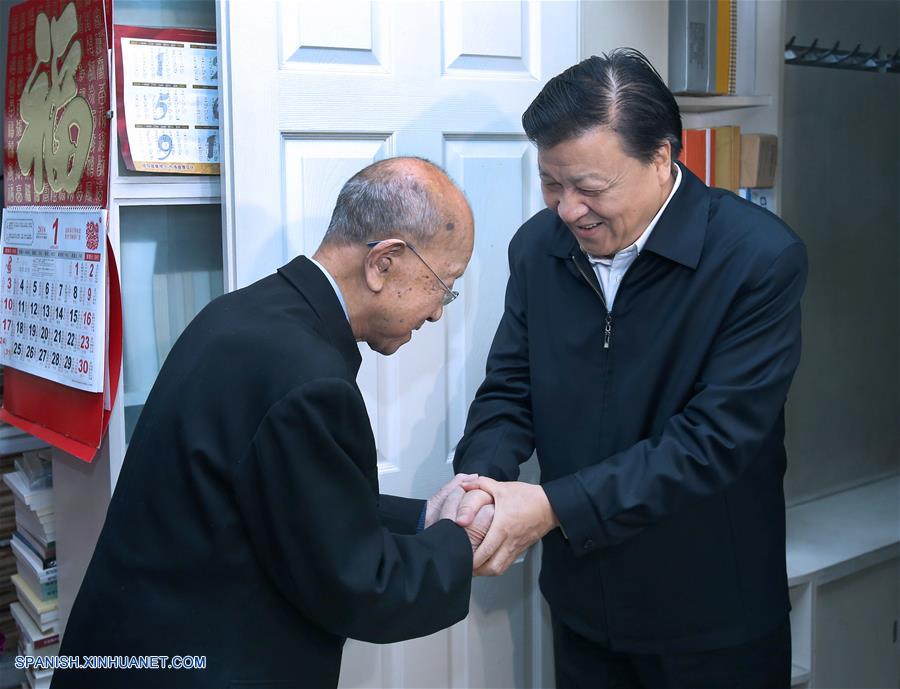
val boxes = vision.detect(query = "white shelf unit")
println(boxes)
[785,475,900,688]
[675,94,773,112]
[50,0,221,635]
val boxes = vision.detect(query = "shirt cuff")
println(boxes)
[416,504,427,533]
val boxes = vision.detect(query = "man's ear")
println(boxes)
[364,239,406,293]
[652,141,675,184]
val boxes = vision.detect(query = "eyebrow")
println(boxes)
[538,168,611,185]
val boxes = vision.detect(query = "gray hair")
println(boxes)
[321,157,460,247]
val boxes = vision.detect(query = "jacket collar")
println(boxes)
[277,255,363,377]
[547,162,708,270]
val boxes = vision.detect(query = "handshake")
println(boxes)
[423,473,560,577]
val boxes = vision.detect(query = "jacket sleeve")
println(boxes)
[542,241,808,555]
[452,243,534,480]
[233,377,473,643]
[378,494,426,535]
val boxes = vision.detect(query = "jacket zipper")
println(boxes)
[571,254,613,349]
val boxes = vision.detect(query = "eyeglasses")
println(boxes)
[366,240,459,306]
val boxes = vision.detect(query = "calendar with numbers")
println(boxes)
[114,25,219,175]
[0,207,108,393]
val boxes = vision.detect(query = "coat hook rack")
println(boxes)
[785,36,900,74]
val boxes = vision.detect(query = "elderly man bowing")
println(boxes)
[53,158,491,689]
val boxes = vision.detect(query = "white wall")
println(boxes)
[580,0,668,77]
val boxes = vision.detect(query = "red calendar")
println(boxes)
[0,208,107,392]
[1,0,119,462]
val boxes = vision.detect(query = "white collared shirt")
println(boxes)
[309,257,350,323]
[587,165,682,310]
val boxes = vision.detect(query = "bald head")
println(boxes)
[320,157,470,250]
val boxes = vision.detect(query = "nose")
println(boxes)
[427,302,444,323]
[556,191,587,225]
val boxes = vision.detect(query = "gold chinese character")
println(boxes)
[16,2,95,197]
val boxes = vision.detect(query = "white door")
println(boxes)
[219,1,577,686]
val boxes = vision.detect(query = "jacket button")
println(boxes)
[583,539,594,550]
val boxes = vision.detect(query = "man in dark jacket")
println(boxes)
[53,158,489,688]
[454,49,807,688]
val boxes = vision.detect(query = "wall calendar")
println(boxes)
[0,207,107,393]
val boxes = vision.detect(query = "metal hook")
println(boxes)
[797,38,819,62]
[832,43,862,66]
[888,48,900,72]
[860,45,881,68]
[784,38,900,74]
[785,35,798,60]
[818,41,841,64]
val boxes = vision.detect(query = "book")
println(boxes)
[11,575,58,634]
[9,603,59,657]
[11,536,57,578]
[669,0,718,94]
[713,125,741,192]
[679,128,716,186]
[11,532,56,569]
[734,0,757,94]
[739,133,777,187]
[10,538,58,601]
[27,666,54,689]
[14,508,55,550]
[16,522,55,553]
[738,187,777,215]
[714,0,733,94]
[2,471,53,513]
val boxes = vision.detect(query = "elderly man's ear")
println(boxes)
[364,239,406,293]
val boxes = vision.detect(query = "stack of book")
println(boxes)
[2,451,59,686]
[678,127,777,213]
[0,449,18,653]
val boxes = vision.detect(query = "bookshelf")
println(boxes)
[675,94,773,113]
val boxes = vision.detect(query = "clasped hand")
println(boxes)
[426,474,559,577]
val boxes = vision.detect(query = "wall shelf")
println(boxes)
[786,474,900,586]
[675,95,773,113]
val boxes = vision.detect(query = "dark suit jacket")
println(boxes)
[52,257,473,689]
[454,164,807,653]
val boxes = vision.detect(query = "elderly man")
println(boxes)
[53,158,488,689]
[454,49,807,688]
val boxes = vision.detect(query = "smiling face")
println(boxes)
[538,126,675,258]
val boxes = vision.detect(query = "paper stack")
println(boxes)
[2,451,58,685]
[3,458,55,556]
[0,449,17,653]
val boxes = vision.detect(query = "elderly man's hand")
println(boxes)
[425,473,477,528]
[457,477,559,576]
[462,504,494,552]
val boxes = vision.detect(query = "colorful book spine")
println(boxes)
[679,128,716,187]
